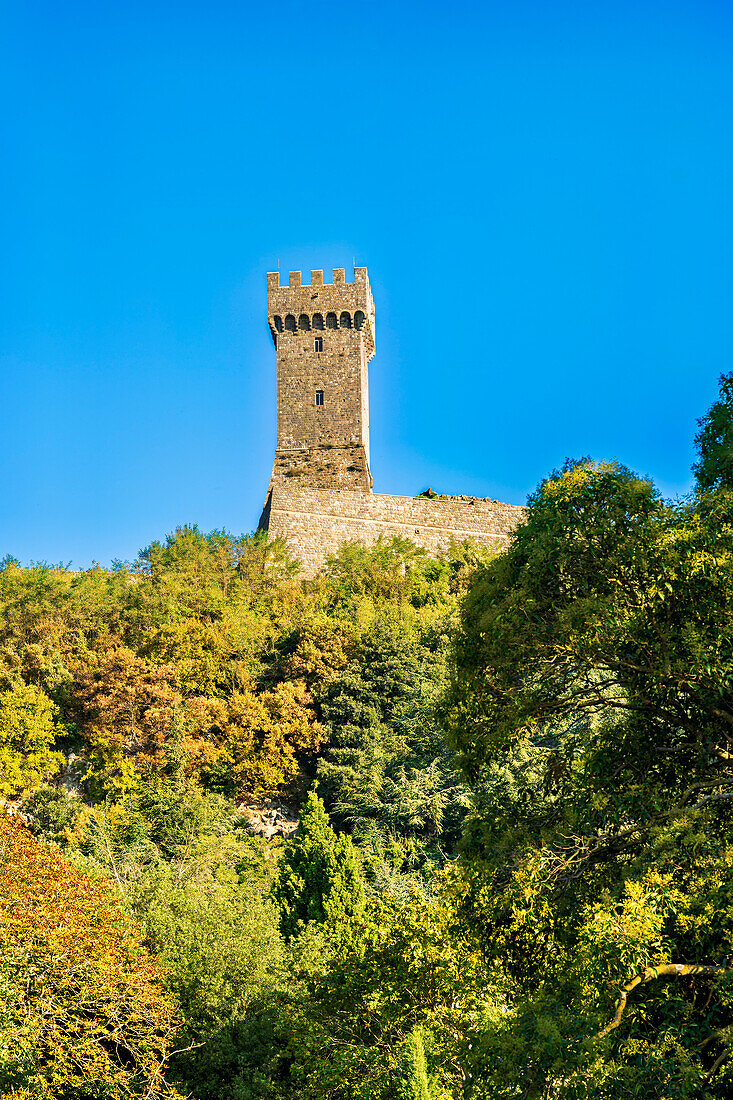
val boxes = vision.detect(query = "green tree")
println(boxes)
[394,1029,431,1100]
[143,874,285,1100]
[694,370,733,491]
[317,617,469,852]
[0,681,64,799]
[443,455,733,1097]
[273,792,364,938]
[285,889,488,1100]
[22,784,82,846]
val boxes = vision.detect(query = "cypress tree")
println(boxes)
[394,1028,431,1100]
[273,791,364,938]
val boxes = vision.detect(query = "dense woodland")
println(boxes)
[2,376,733,1098]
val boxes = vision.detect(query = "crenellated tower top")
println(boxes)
[267,268,375,362]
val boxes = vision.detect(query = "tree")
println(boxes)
[71,645,180,797]
[0,524,500,1097]
[22,783,83,845]
[284,889,488,1100]
[0,814,182,1098]
[142,872,286,1100]
[223,681,325,799]
[322,537,437,607]
[394,1030,431,1100]
[694,370,733,491]
[317,616,469,852]
[0,681,64,799]
[443,456,733,1096]
[273,792,364,938]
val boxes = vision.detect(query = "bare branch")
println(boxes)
[681,777,733,804]
[704,1048,729,1084]
[598,964,727,1039]
[689,790,733,812]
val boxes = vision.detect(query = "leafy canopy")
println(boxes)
[694,369,733,491]
[442,446,733,1097]
[0,681,64,799]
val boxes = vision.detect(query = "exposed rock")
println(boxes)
[61,753,90,796]
[239,799,299,839]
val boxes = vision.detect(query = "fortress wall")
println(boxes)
[265,486,526,574]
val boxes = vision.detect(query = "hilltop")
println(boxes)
[1,375,733,1098]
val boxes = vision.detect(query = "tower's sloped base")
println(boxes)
[267,444,372,493]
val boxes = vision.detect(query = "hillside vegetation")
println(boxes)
[1,375,733,1098]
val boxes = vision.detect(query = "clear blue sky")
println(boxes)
[2,0,732,566]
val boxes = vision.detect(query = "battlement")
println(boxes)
[267,267,371,292]
[267,266,375,361]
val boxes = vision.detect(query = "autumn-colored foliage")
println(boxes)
[3,378,733,1097]
[72,644,180,797]
[0,813,182,1098]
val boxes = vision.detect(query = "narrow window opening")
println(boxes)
[314,337,323,352]
[315,390,324,406]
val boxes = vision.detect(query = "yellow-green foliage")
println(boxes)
[0,681,64,799]
[0,530,475,805]
[7,376,733,1100]
[442,448,733,1097]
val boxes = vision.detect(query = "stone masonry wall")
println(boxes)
[268,444,371,491]
[265,485,526,575]
[272,325,369,454]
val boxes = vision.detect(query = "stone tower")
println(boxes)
[258,264,526,572]
[263,267,375,498]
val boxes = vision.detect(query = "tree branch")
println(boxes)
[704,1048,729,1085]
[681,777,733,804]
[689,790,733,812]
[598,964,727,1039]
